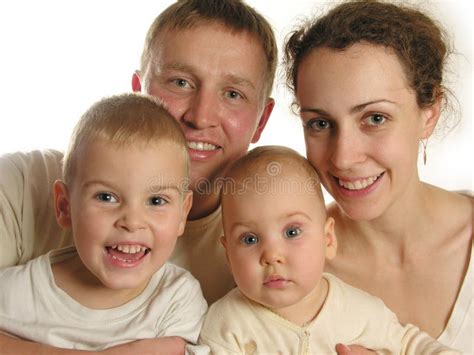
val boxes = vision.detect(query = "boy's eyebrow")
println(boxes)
[83,180,182,193]
[148,184,182,194]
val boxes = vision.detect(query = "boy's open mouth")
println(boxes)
[105,245,151,263]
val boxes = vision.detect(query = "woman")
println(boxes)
[284,1,472,353]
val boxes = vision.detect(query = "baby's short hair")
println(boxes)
[222,145,325,207]
[62,93,188,187]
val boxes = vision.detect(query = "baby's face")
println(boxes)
[222,172,336,317]
[65,139,191,294]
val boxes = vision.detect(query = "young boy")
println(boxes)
[199,146,459,354]
[0,94,208,354]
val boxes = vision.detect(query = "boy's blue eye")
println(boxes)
[96,192,117,203]
[149,196,167,206]
[285,227,301,239]
[241,234,259,245]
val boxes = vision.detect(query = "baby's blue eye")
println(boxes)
[285,227,301,239]
[241,234,259,245]
[149,196,167,206]
[96,193,117,203]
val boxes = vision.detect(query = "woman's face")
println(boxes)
[296,43,438,220]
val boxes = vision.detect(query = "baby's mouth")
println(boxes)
[105,244,150,263]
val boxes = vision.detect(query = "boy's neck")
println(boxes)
[52,254,149,309]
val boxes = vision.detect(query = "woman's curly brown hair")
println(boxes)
[284,0,451,109]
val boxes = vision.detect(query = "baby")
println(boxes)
[199,145,459,354]
[0,94,207,354]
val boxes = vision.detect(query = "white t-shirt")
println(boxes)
[0,246,208,353]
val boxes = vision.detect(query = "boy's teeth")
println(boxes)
[187,141,218,151]
[338,174,380,190]
[113,245,145,254]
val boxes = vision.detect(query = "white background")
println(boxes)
[0,0,471,192]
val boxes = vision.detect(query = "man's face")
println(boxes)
[135,22,274,192]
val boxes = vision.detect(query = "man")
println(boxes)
[0,1,275,354]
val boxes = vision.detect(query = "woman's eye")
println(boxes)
[365,114,386,126]
[285,227,301,239]
[95,193,117,203]
[241,234,259,245]
[149,196,167,206]
[306,118,331,131]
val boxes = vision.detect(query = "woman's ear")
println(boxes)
[53,180,72,229]
[420,95,442,139]
[324,217,337,260]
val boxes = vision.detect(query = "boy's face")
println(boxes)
[134,22,274,191]
[55,140,191,294]
[222,171,336,316]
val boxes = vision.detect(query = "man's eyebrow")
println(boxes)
[224,74,256,90]
[159,63,256,90]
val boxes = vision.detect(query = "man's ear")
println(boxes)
[420,95,442,139]
[53,180,72,229]
[324,217,337,260]
[251,98,275,143]
[131,70,142,93]
[177,191,193,236]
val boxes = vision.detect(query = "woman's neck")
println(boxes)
[331,181,436,264]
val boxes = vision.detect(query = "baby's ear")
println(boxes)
[53,180,72,229]
[220,235,227,249]
[324,217,337,260]
[220,236,232,266]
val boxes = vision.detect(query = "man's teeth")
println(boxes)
[338,174,381,190]
[110,245,148,254]
[187,141,218,151]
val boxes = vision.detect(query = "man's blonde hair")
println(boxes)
[140,0,277,98]
[63,93,189,187]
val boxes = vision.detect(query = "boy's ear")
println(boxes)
[324,217,337,260]
[420,96,442,139]
[131,70,142,93]
[53,180,72,229]
[177,191,193,236]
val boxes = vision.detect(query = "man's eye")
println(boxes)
[285,227,301,239]
[226,90,242,100]
[241,234,259,245]
[149,196,167,206]
[306,118,331,131]
[365,114,386,126]
[95,193,117,203]
[173,79,190,88]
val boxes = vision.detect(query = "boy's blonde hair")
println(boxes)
[140,0,277,98]
[222,145,325,211]
[62,93,189,187]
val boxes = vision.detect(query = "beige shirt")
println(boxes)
[0,246,208,353]
[0,150,234,305]
[199,273,460,355]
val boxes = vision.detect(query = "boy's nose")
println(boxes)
[116,205,146,232]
